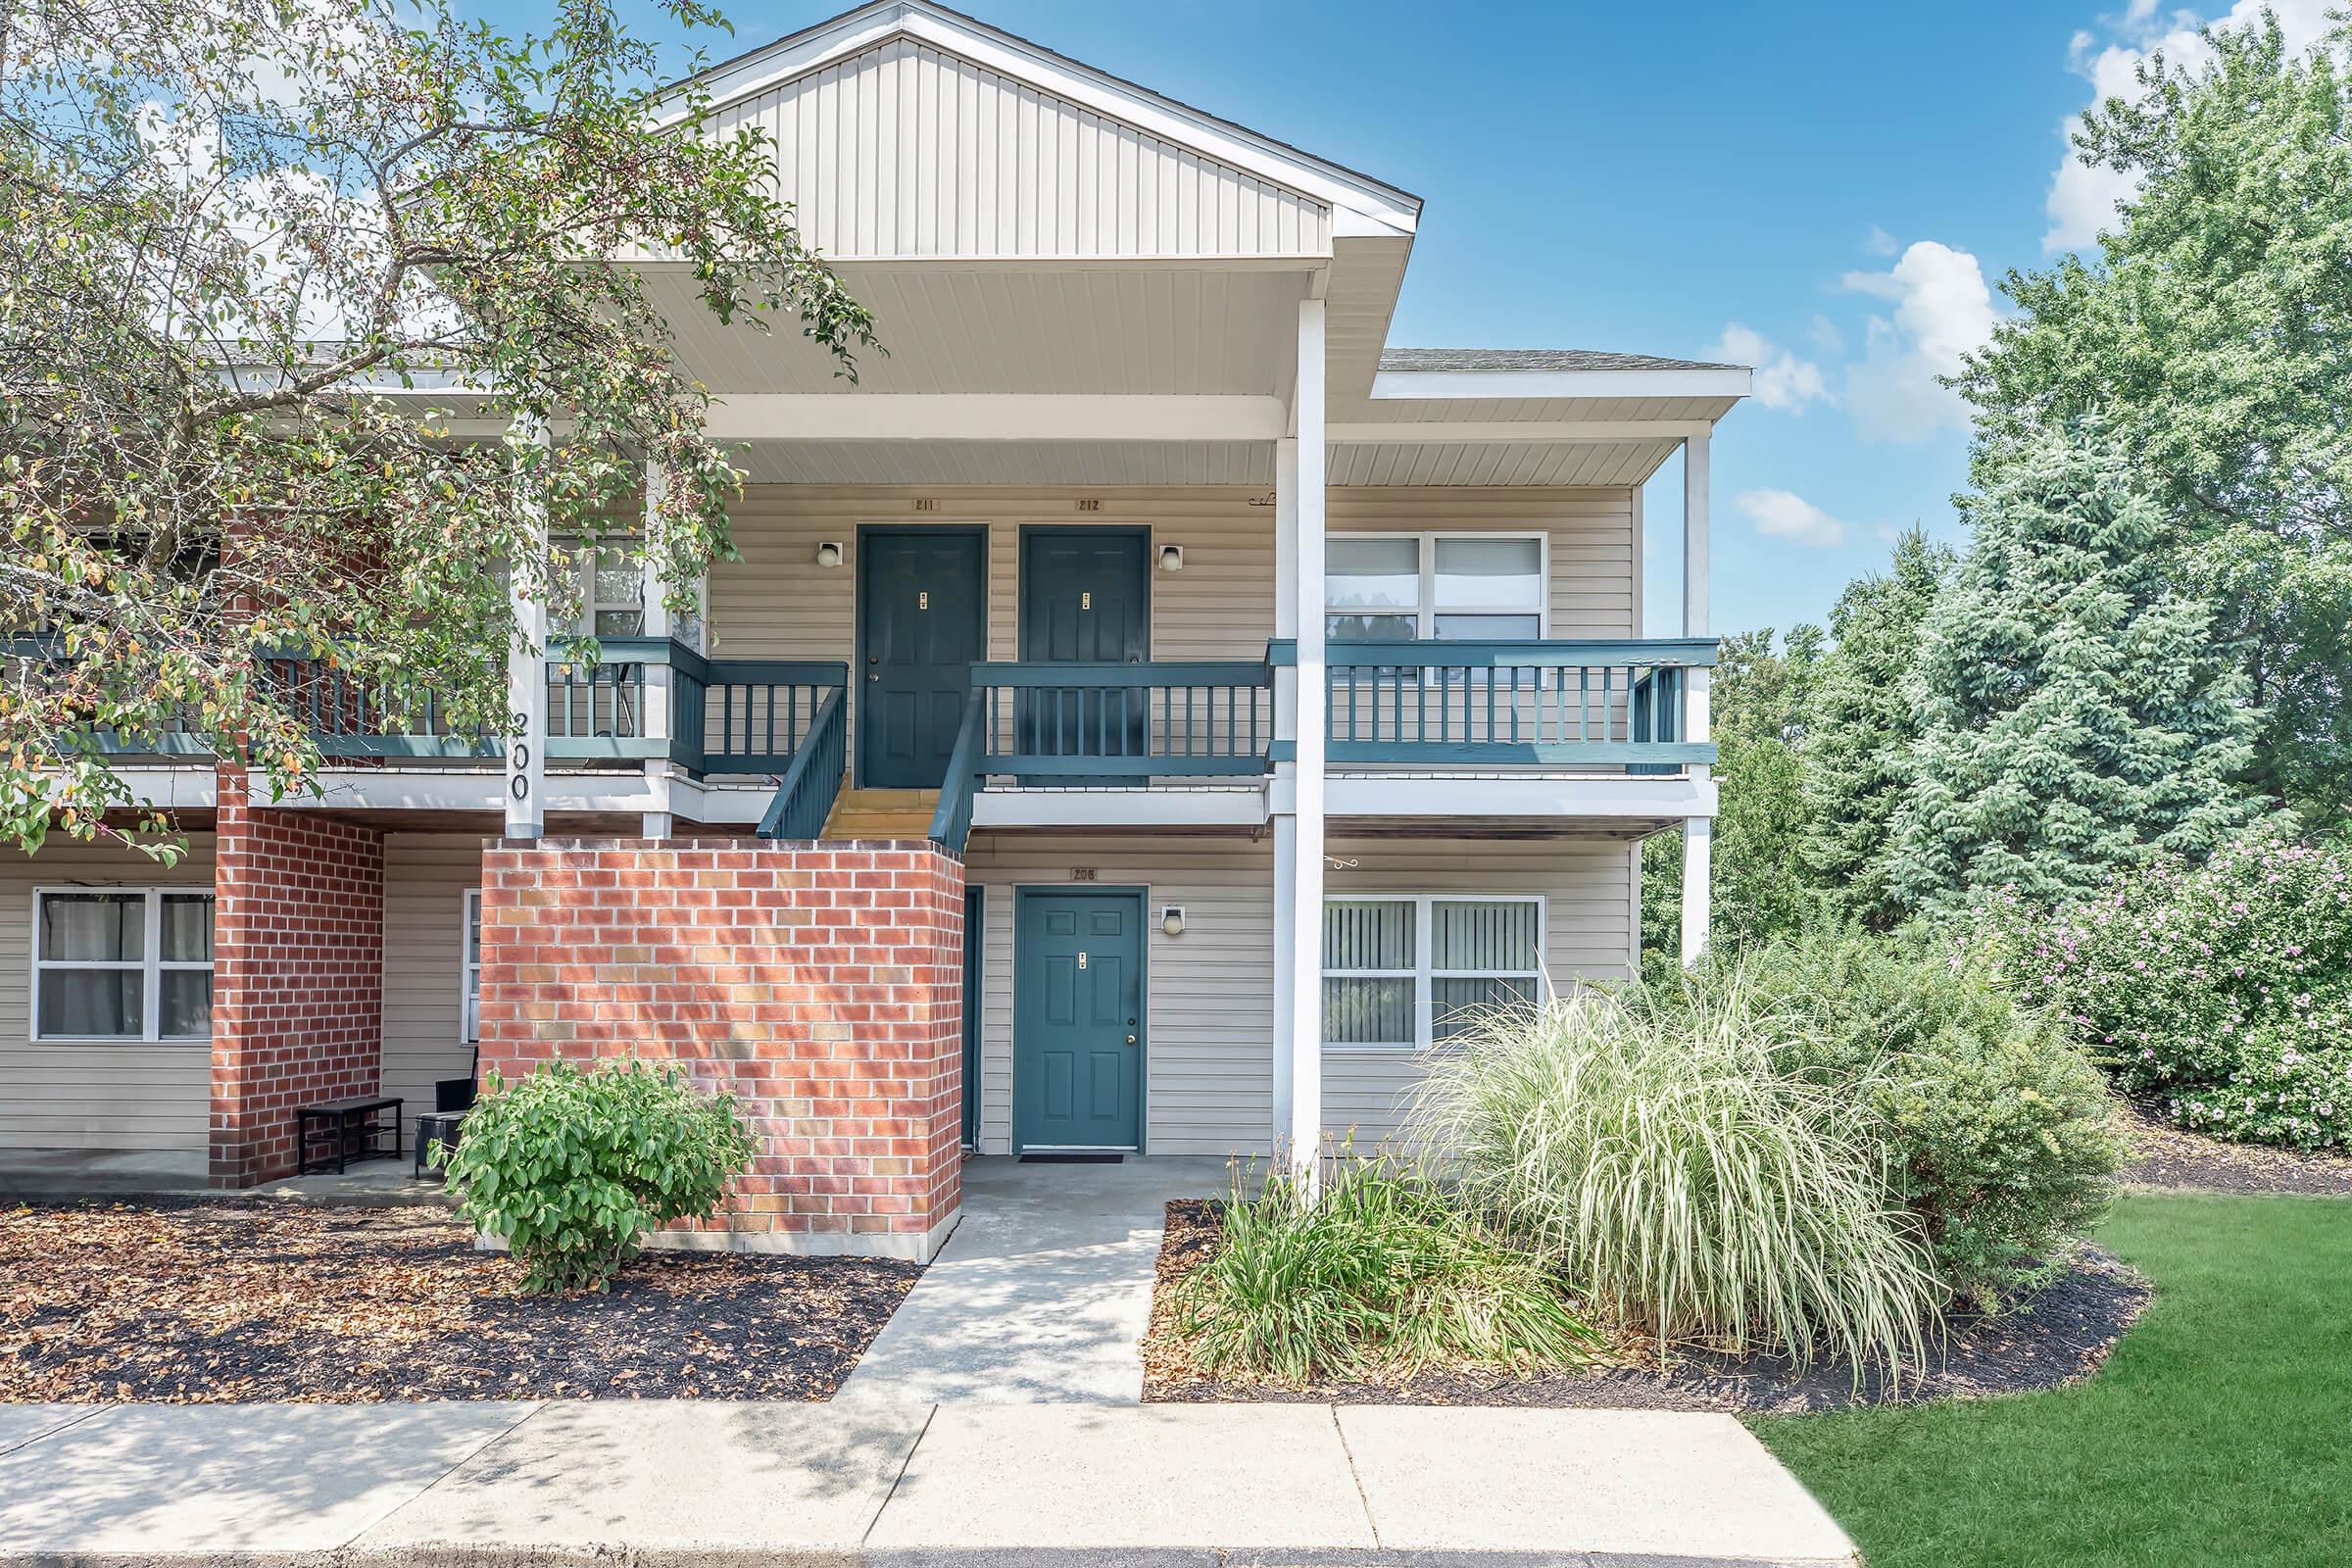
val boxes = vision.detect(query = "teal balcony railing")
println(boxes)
[927,658,1275,853]
[570,638,845,774]
[1268,637,1718,769]
[10,636,847,776]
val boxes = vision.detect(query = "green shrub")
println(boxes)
[1728,927,2123,1299]
[1974,830,2352,1150]
[440,1059,757,1294]
[1415,984,1945,1377]
[1173,1153,1598,1383]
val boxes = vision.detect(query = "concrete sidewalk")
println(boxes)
[840,1154,1234,1404]
[0,1398,1856,1566]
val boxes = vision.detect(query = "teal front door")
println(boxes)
[1013,888,1144,1152]
[1018,527,1149,775]
[858,526,987,788]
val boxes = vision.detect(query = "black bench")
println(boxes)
[296,1097,403,1175]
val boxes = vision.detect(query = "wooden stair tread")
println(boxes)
[819,786,941,841]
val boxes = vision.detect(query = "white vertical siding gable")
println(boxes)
[709,37,1331,259]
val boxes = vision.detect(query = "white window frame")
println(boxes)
[1325,531,1551,642]
[565,541,646,638]
[30,887,214,1043]
[461,888,483,1044]
[1320,893,1547,1053]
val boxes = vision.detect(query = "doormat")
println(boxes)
[1018,1152,1124,1164]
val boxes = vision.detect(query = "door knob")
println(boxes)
[1125,1034,1137,1045]
[868,673,879,682]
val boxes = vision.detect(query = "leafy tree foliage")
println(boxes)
[1,0,875,854]
[1642,626,1823,970]
[1800,528,1953,929]
[1957,14,2352,820]
[1886,424,2263,916]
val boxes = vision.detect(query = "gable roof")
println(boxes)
[663,0,1419,239]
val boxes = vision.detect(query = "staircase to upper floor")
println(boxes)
[820,787,941,841]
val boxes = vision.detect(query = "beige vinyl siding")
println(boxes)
[380,834,486,1133]
[1322,838,1637,1146]
[707,484,1636,778]
[709,484,1636,666]
[0,837,216,1152]
[963,835,1274,1157]
[961,831,1636,1157]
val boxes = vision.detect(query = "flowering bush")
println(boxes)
[1974,832,2352,1150]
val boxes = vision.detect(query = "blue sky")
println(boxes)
[501,0,2329,639]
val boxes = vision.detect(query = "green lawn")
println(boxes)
[1752,1194,2352,1568]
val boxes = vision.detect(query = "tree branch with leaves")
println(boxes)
[1,0,876,855]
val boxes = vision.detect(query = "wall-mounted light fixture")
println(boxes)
[1160,906,1187,937]
[814,541,845,568]
[1156,544,1185,573]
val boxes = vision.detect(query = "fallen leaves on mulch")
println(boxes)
[1142,1199,2151,1414]
[0,1199,918,1403]
[2117,1102,2352,1196]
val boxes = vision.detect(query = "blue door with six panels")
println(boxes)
[1012,889,1143,1151]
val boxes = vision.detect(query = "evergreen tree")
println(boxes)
[1886,425,2264,915]
[1800,528,1953,928]
[1958,16,2352,819]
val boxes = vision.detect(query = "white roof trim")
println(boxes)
[658,1,1419,237]
[1327,419,1712,443]
[1370,367,1753,402]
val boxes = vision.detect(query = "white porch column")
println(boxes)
[504,417,550,841]
[1282,299,1328,1168]
[1270,437,1300,1143]
[1680,428,1712,967]
[637,460,676,839]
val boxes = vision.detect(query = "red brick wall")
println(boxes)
[210,765,387,1186]
[475,838,965,1254]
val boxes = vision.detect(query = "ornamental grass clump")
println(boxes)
[441,1059,757,1294]
[1415,982,1945,1377]
[1173,1153,1599,1384]
[1976,829,2352,1150]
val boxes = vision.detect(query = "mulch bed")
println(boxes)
[2117,1101,2352,1196]
[0,1198,918,1403]
[1143,1199,2151,1414]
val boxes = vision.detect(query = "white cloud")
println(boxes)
[2044,0,2338,250]
[1738,489,1851,549]
[1806,313,1847,356]
[1864,224,1899,258]
[1838,240,1998,443]
[1706,322,1830,414]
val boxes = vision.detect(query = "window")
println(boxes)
[561,544,702,648]
[574,546,645,636]
[461,889,482,1043]
[1325,534,1545,643]
[32,889,214,1041]
[1321,895,1544,1051]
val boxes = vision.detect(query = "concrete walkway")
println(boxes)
[0,1399,1858,1566]
[839,1154,1236,1404]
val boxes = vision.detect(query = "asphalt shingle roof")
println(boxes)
[1378,348,1743,373]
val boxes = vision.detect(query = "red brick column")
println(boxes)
[476,838,965,1258]
[210,764,387,1187]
